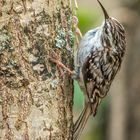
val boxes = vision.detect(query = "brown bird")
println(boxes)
[73,0,126,139]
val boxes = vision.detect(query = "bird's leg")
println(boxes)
[50,57,74,75]
[72,16,82,48]
[49,51,75,76]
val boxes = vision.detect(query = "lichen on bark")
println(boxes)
[0,0,74,139]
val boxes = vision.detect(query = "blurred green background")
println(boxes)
[73,0,140,140]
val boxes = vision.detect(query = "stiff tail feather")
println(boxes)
[73,104,91,140]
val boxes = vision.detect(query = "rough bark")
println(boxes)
[0,0,74,139]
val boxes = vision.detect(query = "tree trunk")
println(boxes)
[0,0,74,139]
[124,1,140,140]
[107,0,140,140]
[108,64,127,140]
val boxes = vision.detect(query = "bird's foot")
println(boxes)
[49,52,75,76]
[72,16,82,48]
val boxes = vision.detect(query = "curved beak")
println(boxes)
[97,0,109,20]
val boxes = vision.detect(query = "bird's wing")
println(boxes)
[82,48,121,101]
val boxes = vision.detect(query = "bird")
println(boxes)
[73,0,126,139]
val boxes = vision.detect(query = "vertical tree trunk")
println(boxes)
[107,1,140,140]
[108,65,127,140]
[0,0,74,139]
[124,1,140,140]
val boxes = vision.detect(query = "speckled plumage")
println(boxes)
[74,0,126,139]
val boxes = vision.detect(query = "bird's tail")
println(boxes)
[73,104,91,140]
[73,100,99,140]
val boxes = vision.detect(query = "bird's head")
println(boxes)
[97,0,125,48]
